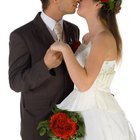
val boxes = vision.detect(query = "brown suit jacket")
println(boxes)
[9,12,80,140]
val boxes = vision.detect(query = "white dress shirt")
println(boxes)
[40,11,63,41]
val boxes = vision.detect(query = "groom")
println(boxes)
[8,0,80,140]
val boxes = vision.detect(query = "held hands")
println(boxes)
[50,41,69,53]
[44,48,63,69]
[44,41,71,70]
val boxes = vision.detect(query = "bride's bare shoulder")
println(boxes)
[90,30,116,47]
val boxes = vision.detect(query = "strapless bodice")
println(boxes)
[74,42,116,93]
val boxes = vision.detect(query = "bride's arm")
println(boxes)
[50,42,88,92]
[50,34,112,92]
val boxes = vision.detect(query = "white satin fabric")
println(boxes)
[57,42,136,140]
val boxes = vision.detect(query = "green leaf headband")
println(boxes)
[100,0,122,13]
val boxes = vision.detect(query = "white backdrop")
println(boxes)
[0,0,140,139]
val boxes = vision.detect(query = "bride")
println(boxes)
[50,0,136,139]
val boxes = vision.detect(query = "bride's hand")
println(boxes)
[50,41,69,53]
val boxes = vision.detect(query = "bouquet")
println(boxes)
[37,106,85,140]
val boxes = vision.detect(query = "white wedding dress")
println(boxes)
[57,42,136,140]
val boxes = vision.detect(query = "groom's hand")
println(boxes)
[44,48,63,69]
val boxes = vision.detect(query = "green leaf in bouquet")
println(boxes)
[37,120,49,130]
[39,127,46,136]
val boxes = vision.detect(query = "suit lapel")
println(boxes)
[33,12,55,49]
[63,21,73,45]
[63,20,79,52]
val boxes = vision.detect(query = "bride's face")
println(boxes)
[77,0,98,18]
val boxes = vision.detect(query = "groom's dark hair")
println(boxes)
[40,0,50,10]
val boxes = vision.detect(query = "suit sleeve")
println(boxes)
[9,32,55,93]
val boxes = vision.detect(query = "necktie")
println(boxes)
[54,22,63,41]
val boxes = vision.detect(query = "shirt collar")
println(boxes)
[41,11,63,31]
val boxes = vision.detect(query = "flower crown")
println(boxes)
[100,0,122,13]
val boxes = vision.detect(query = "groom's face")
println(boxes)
[57,0,79,14]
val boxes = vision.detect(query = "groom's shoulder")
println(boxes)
[9,20,34,41]
[10,12,41,36]
[11,21,33,34]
